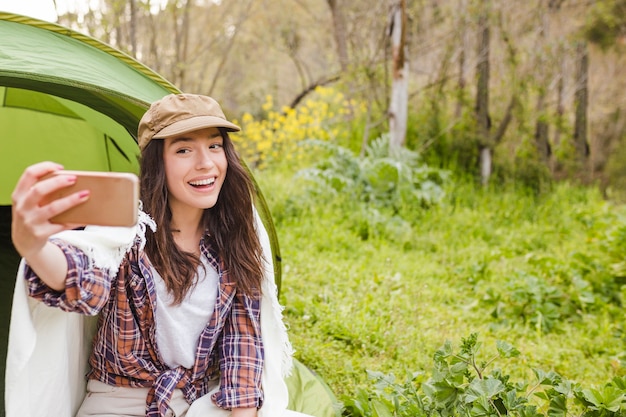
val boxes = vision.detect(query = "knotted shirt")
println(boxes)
[24,234,264,417]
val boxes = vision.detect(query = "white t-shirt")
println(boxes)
[152,255,218,369]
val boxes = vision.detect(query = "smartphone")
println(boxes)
[40,170,139,227]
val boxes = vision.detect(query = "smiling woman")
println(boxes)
[9,93,302,417]
[0,11,338,417]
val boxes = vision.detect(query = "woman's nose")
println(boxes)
[196,149,215,169]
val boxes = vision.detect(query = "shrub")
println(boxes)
[296,134,449,220]
[341,334,626,417]
[233,87,363,170]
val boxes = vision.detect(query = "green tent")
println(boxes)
[0,12,338,417]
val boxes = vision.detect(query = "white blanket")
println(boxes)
[5,209,294,417]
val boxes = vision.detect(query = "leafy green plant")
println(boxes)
[477,202,626,334]
[298,134,448,211]
[482,271,582,334]
[340,334,626,417]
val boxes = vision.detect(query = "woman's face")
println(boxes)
[162,127,228,217]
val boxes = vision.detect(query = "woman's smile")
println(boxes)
[188,177,216,187]
[163,127,228,217]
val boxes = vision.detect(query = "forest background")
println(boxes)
[53,0,626,416]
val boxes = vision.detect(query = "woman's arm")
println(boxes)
[24,238,115,314]
[213,291,264,411]
[11,162,90,291]
[18,241,69,292]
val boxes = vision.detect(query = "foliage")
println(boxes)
[262,167,626,410]
[584,0,626,50]
[407,100,480,176]
[341,334,626,417]
[295,134,449,228]
[233,87,364,170]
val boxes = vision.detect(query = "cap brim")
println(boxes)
[153,115,241,139]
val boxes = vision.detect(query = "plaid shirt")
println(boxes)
[25,235,264,416]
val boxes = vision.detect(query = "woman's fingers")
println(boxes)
[36,186,90,224]
[11,161,64,205]
[11,162,90,257]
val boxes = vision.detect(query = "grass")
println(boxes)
[256,168,626,401]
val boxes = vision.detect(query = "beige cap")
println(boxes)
[137,94,241,149]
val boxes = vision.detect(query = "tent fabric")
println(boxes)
[0,86,141,200]
[0,12,175,202]
[286,360,342,417]
[0,12,174,127]
[0,11,337,417]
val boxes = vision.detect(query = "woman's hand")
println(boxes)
[11,162,90,290]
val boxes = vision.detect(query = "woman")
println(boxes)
[10,94,295,417]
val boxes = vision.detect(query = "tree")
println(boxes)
[455,0,470,118]
[474,1,517,186]
[584,0,626,50]
[475,7,491,185]
[533,0,552,167]
[573,41,590,181]
[327,0,349,73]
[129,0,137,56]
[388,0,408,148]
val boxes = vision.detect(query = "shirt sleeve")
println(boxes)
[24,238,114,315]
[212,291,264,410]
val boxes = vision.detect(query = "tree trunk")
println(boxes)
[206,0,255,95]
[129,0,137,57]
[573,41,590,181]
[535,104,551,165]
[326,0,349,73]
[147,0,161,73]
[281,26,309,92]
[552,55,566,176]
[455,0,469,118]
[492,96,515,145]
[172,0,192,88]
[480,147,492,186]
[476,11,491,185]
[326,0,358,122]
[534,2,551,165]
[389,0,408,148]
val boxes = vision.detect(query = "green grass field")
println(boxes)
[258,170,626,404]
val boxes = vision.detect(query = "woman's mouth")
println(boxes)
[189,177,216,188]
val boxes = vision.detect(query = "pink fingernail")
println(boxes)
[79,190,90,198]
[67,175,77,183]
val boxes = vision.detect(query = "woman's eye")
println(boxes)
[176,148,191,154]
[209,143,223,150]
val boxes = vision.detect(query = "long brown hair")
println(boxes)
[140,129,263,303]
